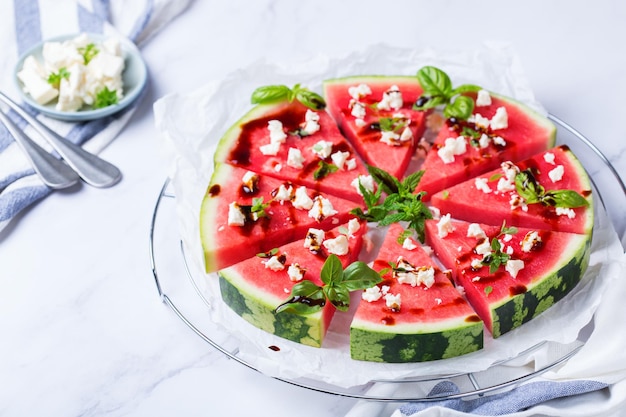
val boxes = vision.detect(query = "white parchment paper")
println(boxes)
[154,43,625,388]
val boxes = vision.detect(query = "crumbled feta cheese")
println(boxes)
[505,245,514,255]
[292,186,314,210]
[330,150,350,169]
[227,202,246,226]
[492,136,507,146]
[437,213,455,238]
[475,239,492,256]
[308,196,337,221]
[301,110,321,135]
[274,184,294,202]
[384,292,401,310]
[416,266,435,288]
[478,133,491,149]
[490,107,508,130]
[501,161,520,181]
[348,84,372,100]
[521,231,542,252]
[241,171,259,192]
[17,58,59,104]
[287,148,305,169]
[467,223,487,239]
[323,235,349,256]
[354,118,367,127]
[274,163,282,172]
[402,237,418,250]
[268,120,287,144]
[311,140,334,159]
[472,113,491,129]
[548,165,565,183]
[345,158,357,171]
[544,152,556,165]
[476,89,492,106]
[346,218,361,237]
[456,285,466,296]
[435,298,443,305]
[472,276,482,282]
[556,207,576,219]
[362,286,382,302]
[351,175,375,195]
[259,141,281,156]
[380,130,401,146]
[287,263,306,282]
[350,101,367,119]
[377,85,403,111]
[399,127,413,142]
[437,136,467,164]
[264,255,286,271]
[497,177,516,193]
[471,258,483,270]
[381,285,390,295]
[304,228,325,251]
[510,193,529,212]
[505,259,525,278]
[429,206,441,219]
[422,245,434,256]
[475,177,492,194]
[502,234,513,242]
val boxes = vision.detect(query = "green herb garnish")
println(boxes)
[275,255,382,314]
[515,169,589,208]
[251,83,326,110]
[484,286,493,296]
[251,197,271,219]
[313,160,339,180]
[350,166,432,242]
[413,66,481,120]
[256,248,279,258]
[47,67,70,89]
[378,116,408,133]
[481,221,518,273]
[78,43,99,64]
[93,86,119,108]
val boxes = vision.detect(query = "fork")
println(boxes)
[0,110,80,189]
[0,91,122,188]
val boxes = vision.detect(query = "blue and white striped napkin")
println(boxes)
[0,0,190,233]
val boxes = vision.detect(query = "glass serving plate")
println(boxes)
[148,114,626,402]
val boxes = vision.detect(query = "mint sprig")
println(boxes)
[275,255,382,314]
[413,66,481,120]
[251,83,326,110]
[481,221,518,274]
[350,166,432,242]
[313,160,339,180]
[515,169,589,209]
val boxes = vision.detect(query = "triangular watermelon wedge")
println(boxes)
[424,218,591,337]
[200,163,360,272]
[350,223,483,362]
[323,76,429,178]
[218,221,366,347]
[213,99,369,203]
[430,145,594,235]
[416,91,556,200]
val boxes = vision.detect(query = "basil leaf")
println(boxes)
[342,261,384,292]
[444,95,475,120]
[313,161,338,180]
[295,89,326,110]
[416,66,452,97]
[543,190,589,208]
[515,171,542,204]
[275,280,325,314]
[251,85,291,105]
[320,254,343,286]
[451,84,482,95]
[324,285,351,312]
[413,95,448,111]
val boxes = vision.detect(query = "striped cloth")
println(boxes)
[0,0,190,233]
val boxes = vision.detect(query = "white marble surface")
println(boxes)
[1,1,626,416]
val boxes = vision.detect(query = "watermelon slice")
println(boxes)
[424,218,591,337]
[350,223,483,362]
[218,221,366,347]
[200,163,360,272]
[430,145,594,235]
[416,91,556,200]
[213,99,369,203]
[323,76,429,178]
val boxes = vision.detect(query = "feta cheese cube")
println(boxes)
[543,152,556,165]
[362,286,382,302]
[292,186,314,210]
[490,107,509,130]
[384,292,401,310]
[556,207,576,219]
[227,202,246,226]
[287,263,306,282]
[304,228,325,251]
[351,175,375,195]
[476,89,492,106]
[330,150,350,169]
[402,237,417,250]
[264,255,286,271]
[259,141,281,156]
[548,165,565,183]
[350,101,366,119]
[437,136,467,164]
[346,218,361,237]
[437,213,454,238]
[474,177,492,194]
[521,231,542,252]
[377,85,403,111]
[274,184,294,202]
[475,239,492,256]
[311,140,333,159]
[478,133,491,149]
[472,113,490,129]
[380,130,401,146]
[267,120,287,144]
[348,84,372,100]
[505,259,525,278]
[308,196,337,221]
[323,235,349,256]
[467,223,487,239]
[345,158,357,171]
[287,148,305,169]
[301,109,321,135]
[17,66,59,105]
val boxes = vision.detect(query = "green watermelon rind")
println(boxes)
[489,232,591,338]
[323,75,421,87]
[218,270,326,348]
[349,318,483,363]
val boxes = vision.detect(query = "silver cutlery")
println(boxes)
[0,110,79,189]
[0,91,122,188]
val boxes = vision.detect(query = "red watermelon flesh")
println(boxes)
[218,222,366,347]
[430,145,594,235]
[424,218,590,336]
[213,100,368,203]
[416,92,556,200]
[200,163,360,272]
[323,76,429,178]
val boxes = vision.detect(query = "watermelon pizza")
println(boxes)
[198,68,594,363]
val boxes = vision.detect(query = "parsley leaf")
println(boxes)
[78,43,99,64]
[94,86,119,109]
[47,67,70,89]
